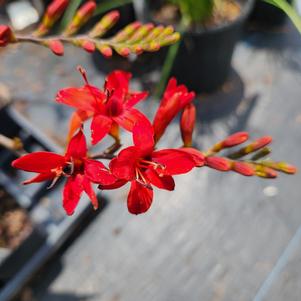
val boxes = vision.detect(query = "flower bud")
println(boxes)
[255,165,278,178]
[97,44,113,58]
[223,132,249,147]
[36,0,69,36]
[82,40,95,53]
[232,162,255,176]
[112,21,141,43]
[205,157,231,171]
[45,40,64,56]
[89,10,120,38]
[180,103,196,147]
[261,161,297,174]
[64,1,96,36]
[0,25,16,47]
[229,136,273,159]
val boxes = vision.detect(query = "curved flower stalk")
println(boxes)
[10,68,297,216]
[0,0,180,57]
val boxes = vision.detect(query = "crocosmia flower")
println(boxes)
[56,69,148,145]
[11,129,115,215]
[153,78,195,143]
[100,120,204,215]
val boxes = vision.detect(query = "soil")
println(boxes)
[0,186,32,250]
[153,0,241,29]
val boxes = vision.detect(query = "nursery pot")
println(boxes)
[249,0,292,27]
[167,0,254,92]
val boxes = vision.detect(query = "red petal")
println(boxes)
[98,179,127,190]
[105,70,131,95]
[152,149,196,175]
[110,146,139,180]
[56,85,104,112]
[12,152,65,173]
[127,181,153,215]
[84,159,116,185]
[124,91,148,109]
[133,119,154,156]
[83,177,98,210]
[65,129,87,159]
[23,172,56,185]
[179,148,205,167]
[63,174,84,215]
[113,108,148,132]
[90,115,112,145]
[145,169,175,191]
[67,110,93,141]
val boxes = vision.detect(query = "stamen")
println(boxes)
[135,168,152,190]
[139,159,165,170]
[47,176,60,189]
[77,65,89,85]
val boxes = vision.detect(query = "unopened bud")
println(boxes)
[0,25,16,47]
[229,136,272,159]
[82,40,95,53]
[180,103,196,147]
[89,10,120,38]
[45,40,64,56]
[64,1,96,36]
[36,0,69,36]
[159,32,181,47]
[116,46,130,57]
[205,157,231,171]
[97,44,112,57]
[128,23,154,43]
[255,165,278,178]
[261,161,297,174]
[112,21,141,43]
[211,132,249,153]
[232,161,255,176]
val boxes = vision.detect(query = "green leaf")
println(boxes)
[59,0,83,31]
[264,0,301,33]
[94,0,133,17]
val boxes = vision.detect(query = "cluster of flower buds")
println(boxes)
[0,0,180,58]
[204,134,296,178]
[11,68,297,216]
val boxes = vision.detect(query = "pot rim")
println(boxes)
[147,0,255,36]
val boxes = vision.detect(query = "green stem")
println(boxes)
[155,40,181,98]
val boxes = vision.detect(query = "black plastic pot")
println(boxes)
[166,0,254,92]
[249,0,291,27]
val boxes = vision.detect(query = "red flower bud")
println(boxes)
[82,40,95,53]
[205,157,231,171]
[47,0,69,18]
[48,40,64,56]
[0,25,15,47]
[252,136,272,151]
[65,1,96,35]
[223,132,249,147]
[180,103,196,147]
[98,45,113,57]
[232,162,255,176]
[255,166,278,178]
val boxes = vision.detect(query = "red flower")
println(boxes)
[153,78,195,143]
[11,129,115,215]
[101,120,203,215]
[56,69,148,144]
